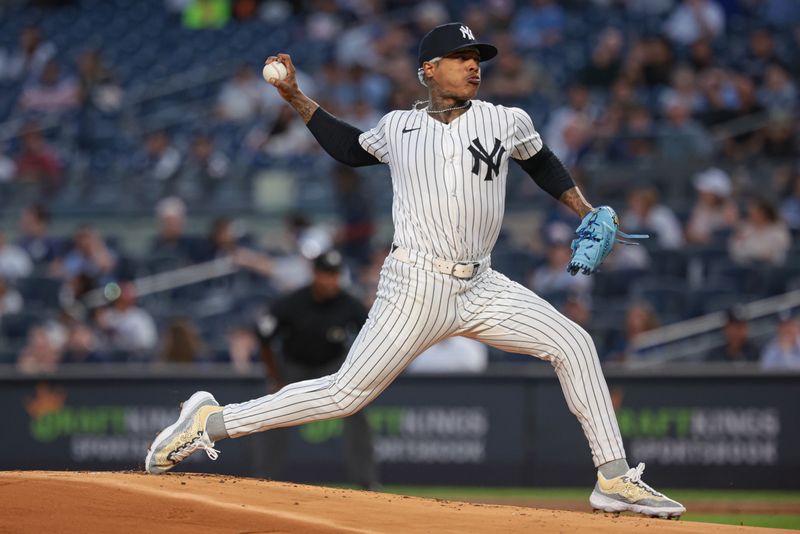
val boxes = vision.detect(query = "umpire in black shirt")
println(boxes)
[255,249,379,489]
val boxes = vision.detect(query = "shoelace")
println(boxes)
[171,433,220,462]
[624,463,663,497]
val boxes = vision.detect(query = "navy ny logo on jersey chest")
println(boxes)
[468,137,505,181]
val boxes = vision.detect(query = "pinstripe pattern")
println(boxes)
[222,100,625,467]
[358,100,542,262]
[457,269,625,465]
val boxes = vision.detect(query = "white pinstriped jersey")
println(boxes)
[358,100,543,262]
[220,99,626,471]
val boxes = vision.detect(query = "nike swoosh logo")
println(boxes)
[402,127,421,134]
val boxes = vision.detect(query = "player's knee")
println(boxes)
[574,324,600,358]
[329,380,372,417]
[554,324,599,363]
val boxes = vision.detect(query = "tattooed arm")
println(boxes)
[263,53,380,167]
[263,53,319,123]
[559,187,594,218]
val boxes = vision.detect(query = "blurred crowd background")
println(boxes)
[0,0,798,373]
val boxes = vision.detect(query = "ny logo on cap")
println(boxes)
[460,25,475,40]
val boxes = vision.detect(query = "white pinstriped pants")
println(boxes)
[223,256,626,467]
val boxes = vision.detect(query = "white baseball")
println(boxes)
[262,61,288,82]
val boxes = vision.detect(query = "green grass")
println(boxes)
[682,514,800,530]
[370,486,800,530]
[380,486,800,503]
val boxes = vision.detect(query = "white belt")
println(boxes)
[390,245,489,280]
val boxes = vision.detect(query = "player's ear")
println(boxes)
[422,62,436,84]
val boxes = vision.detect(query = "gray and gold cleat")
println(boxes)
[145,391,223,475]
[590,463,685,519]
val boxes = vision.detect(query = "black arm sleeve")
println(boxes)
[305,107,383,167]
[513,144,576,200]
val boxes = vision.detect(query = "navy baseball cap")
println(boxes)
[418,23,497,67]
[313,249,344,272]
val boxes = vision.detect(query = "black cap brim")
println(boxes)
[445,42,498,63]
[422,42,498,65]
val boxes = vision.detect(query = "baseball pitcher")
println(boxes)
[146,23,684,518]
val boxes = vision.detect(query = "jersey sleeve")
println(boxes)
[358,112,393,164]
[509,107,544,160]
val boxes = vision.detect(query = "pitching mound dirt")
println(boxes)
[0,471,789,533]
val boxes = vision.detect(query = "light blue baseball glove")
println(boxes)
[567,206,648,276]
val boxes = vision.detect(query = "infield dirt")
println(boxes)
[0,471,793,533]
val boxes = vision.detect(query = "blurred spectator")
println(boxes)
[616,106,657,161]
[407,337,488,373]
[0,277,24,316]
[758,63,797,116]
[664,0,725,47]
[529,222,592,299]
[755,0,800,29]
[18,59,80,116]
[411,1,449,37]
[150,196,196,262]
[659,64,704,114]
[161,318,207,363]
[687,38,717,74]
[622,186,685,249]
[562,291,592,328]
[636,34,675,89]
[719,75,766,162]
[233,212,322,293]
[76,48,124,114]
[227,325,258,372]
[0,25,56,82]
[685,168,738,245]
[96,281,158,354]
[512,0,566,51]
[579,27,624,90]
[760,115,797,163]
[306,0,345,42]
[58,272,96,317]
[544,82,600,162]
[198,217,242,261]
[738,27,787,85]
[0,144,17,184]
[729,197,790,266]
[215,64,278,122]
[696,68,738,129]
[16,324,61,373]
[245,106,318,158]
[481,49,539,107]
[62,322,107,364]
[0,230,33,280]
[61,226,117,281]
[16,204,62,266]
[178,132,231,201]
[760,310,800,370]
[341,100,382,132]
[706,306,759,364]
[656,96,713,161]
[232,0,258,20]
[182,0,230,29]
[604,301,660,362]
[780,170,800,230]
[334,166,374,267]
[132,130,183,197]
[14,123,64,195]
